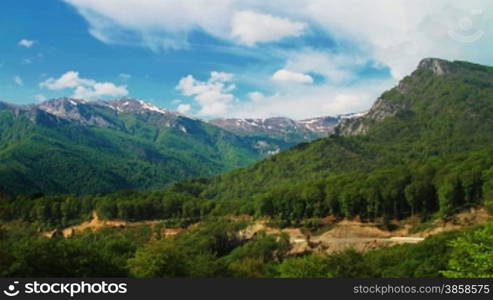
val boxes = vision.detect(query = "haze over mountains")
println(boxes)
[0,96,356,195]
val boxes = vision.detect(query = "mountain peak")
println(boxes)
[39,97,87,106]
[417,58,456,75]
[37,97,88,116]
[336,57,493,137]
[210,116,341,144]
[106,98,171,115]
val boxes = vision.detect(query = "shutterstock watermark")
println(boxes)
[2,280,127,298]
[448,9,484,43]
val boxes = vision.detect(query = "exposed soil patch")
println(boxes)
[416,207,490,237]
[43,211,181,238]
[238,207,490,255]
[44,207,491,255]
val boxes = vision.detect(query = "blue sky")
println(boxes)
[1,0,492,119]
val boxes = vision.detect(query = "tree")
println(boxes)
[437,174,465,216]
[481,167,493,212]
[278,255,331,278]
[405,181,435,216]
[442,223,493,278]
[128,239,188,277]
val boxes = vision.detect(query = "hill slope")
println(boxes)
[125,58,493,224]
[205,58,493,194]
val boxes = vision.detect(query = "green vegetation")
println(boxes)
[1,218,491,278]
[442,223,493,278]
[0,106,263,196]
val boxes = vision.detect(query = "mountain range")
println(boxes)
[210,112,364,145]
[0,97,351,195]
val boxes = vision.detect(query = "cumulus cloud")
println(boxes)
[40,71,128,100]
[176,71,235,116]
[73,82,128,99]
[40,71,93,90]
[231,79,395,119]
[272,69,313,84]
[248,91,265,102]
[18,39,35,48]
[13,76,23,86]
[34,94,48,103]
[282,49,365,84]
[177,104,192,114]
[231,10,306,46]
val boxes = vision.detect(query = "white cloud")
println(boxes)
[64,0,493,78]
[177,104,191,114]
[231,10,306,46]
[40,71,93,90]
[73,82,128,99]
[209,71,234,83]
[231,79,394,119]
[63,1,493,118]
[282,49,365,84]
[248,91,265,102]
[63,0,234,50]
[18,39,35,48]
[34,94,48,103]
[303,0,493,78]
[40,71,128,100]
[63,1,307,49]
[176,71,235,116]
[272,69,313,84]
[13,76,23,86]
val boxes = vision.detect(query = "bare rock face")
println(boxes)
[335,98,409,136]
[417,58,456,75]
[210,117,313,138]
[19,97,192,131]
[104,98,171,115]
[334,58,453,137]
[298,116,340,135]
[36,98,114,128]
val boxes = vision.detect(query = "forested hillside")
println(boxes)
[0,98,266,195]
